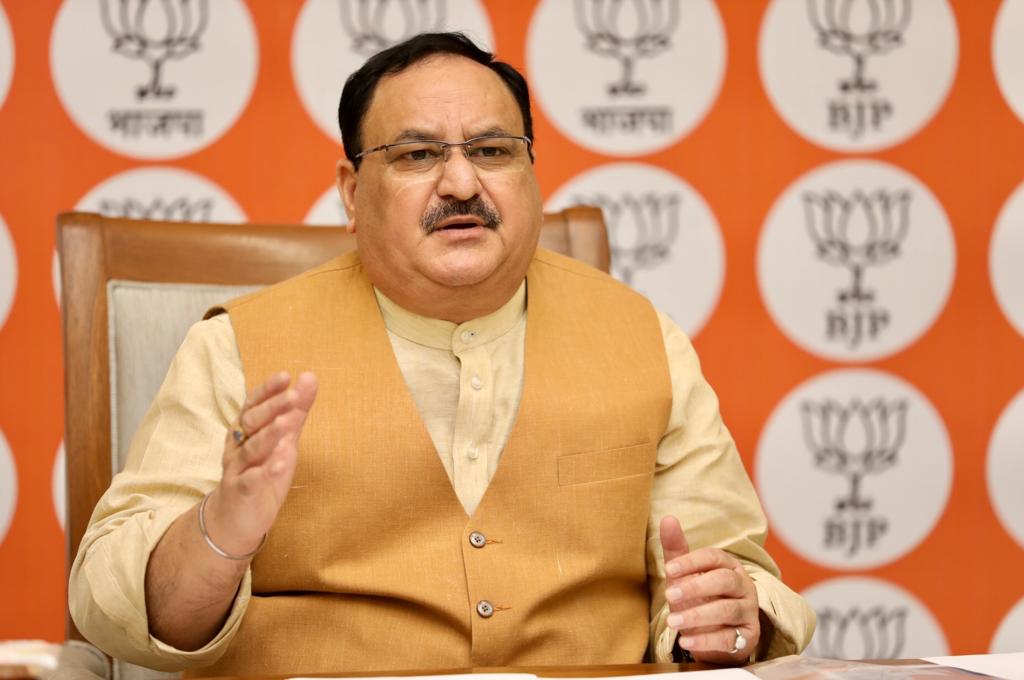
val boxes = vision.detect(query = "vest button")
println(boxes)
[476,600,494,618]
[469,531,486,548]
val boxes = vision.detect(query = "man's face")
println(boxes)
[337,55,543,302]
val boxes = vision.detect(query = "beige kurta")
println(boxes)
[69,249,815,673]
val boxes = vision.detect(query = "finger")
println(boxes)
[292,371,318,412]
[253,425,301,482]
[668,546,740,580]
[677,567,748,601]
[230,414,290,474]
[668,596,756,633]
[660,515,690,568]
[225,374,316,474]
[661,516,692,613]
[239,387,299,439]
[678,626,752,655]
[238,391,316,470]
[241,371,291,413]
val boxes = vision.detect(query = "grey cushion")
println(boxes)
[107,280,259,473]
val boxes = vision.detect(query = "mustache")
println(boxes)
[421,197,502,234]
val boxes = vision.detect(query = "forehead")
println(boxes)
[361,54,524,143]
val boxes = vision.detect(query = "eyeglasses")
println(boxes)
[355,135,533,174]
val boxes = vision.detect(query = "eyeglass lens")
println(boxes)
[383,137,529,173]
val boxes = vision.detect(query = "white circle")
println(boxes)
[759,0,958,152]
[758,159,955,362]
[0,211,16,331]
[756,368,952,570]
[0,2,14,109]
[0,428,18,545]
[803,576,949,659]
[527,0,725,156]
[304,185,348,226]
[74,166,247,222]
[987,388,1024,549]
[994,0,1024,125]
[991,179,1024,338]
[53,442,66,532]
[546,163,725,337]
[292,0,494,144]
[991,596,1024,653]
[51,0,258,160]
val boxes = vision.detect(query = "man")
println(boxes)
[70,33,814,675]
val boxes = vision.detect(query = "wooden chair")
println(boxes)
[57,207,609,679]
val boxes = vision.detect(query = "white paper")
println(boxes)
[0,640,61,672]
[925,653,1024,680]
[291,674,538,680]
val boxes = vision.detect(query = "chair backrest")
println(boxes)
[57,206,609,648]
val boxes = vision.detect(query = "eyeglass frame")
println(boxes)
[353,134,535,171]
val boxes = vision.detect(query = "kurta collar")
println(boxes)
[373,281,526,351]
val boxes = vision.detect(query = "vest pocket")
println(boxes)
[557,442,656,486]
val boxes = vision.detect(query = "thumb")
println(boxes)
[660,514,690,565]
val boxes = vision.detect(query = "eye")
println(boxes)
[400,146,441,162]
[468,140,513,159]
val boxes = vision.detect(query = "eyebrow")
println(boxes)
[390,129,439,143]
[388,126,519,144]
[471,126,517,139]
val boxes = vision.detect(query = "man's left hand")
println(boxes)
[660,515,761,665]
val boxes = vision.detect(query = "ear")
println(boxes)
[336,157,358,234]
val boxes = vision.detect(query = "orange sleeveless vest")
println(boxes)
[196,248,671,676]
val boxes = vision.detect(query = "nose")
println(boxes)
[435,145,483,201]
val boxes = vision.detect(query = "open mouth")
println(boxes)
[431,216,487,233]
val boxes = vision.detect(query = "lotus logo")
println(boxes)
[811,606,908,659]
[340,0,446,57]
[574,0,680,97]
[804,189,910,348]
[806,0,911,139]
[101,0,209,100]
[573,192,680,286]
[801,397,907,556]
[808,0,911,94]
[802,398,906,511]
[98,196,214,222]
[805,189,909,303]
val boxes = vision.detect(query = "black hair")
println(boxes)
[338,32,534,170]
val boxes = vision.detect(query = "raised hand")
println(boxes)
[660,515,761,665]
[203,371,319,557]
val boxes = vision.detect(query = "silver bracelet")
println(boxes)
[198,492,267,560]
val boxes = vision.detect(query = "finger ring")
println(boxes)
[730,628,747,655]
[232,428,247,445]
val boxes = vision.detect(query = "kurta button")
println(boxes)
[476,600,494,618]
[469,531,486,548]
[460,330,475,343]
[470,374,483,390]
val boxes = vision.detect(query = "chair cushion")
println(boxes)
[107,281,259,472]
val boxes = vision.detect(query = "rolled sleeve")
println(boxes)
[68,315,250,670]
[646,310,815,661]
